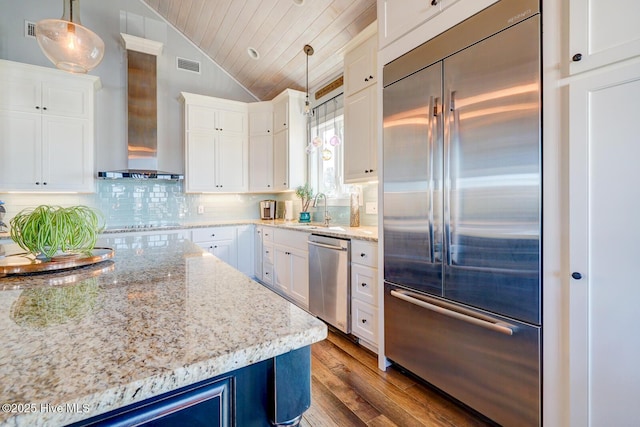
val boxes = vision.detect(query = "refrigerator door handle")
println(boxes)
[445,90,457,266]
[428,96,440,263]
[390,289,516,336]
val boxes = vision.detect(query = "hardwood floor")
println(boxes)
[301,330,495,427]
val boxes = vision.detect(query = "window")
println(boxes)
[307,94,352,199]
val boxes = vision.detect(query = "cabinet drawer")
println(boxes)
[262,228,274,242]
[262,262,273,286]
[263,242,274,264]
[351,264,378,306]
[273,228,309,251]
[192,226,236,243]
[352,240,378,268]
[351,299,378,344]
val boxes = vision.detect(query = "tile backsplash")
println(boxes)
[0,181,378,229]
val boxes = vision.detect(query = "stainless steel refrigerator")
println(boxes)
[382,0,541,425]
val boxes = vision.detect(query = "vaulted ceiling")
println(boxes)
[142,0,377,101]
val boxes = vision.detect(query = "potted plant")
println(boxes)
[10,205,104,260]
[295,183,314,223]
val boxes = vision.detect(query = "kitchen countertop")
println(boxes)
[102,219,379,242]
[0,233,327,426]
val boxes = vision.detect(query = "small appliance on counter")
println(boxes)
[259,200,277,220]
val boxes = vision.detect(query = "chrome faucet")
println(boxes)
[312,193,331,227]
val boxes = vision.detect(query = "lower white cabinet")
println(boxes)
[257,227,309,309]
[191,226,253,277]
[350,240,379,349]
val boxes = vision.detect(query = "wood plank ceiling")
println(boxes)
[143,0,377,101]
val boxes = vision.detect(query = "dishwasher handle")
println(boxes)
[308,240,348,251]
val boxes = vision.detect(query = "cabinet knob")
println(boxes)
[35,106,40,110]
[267,184,271,187]
[572,53,583,62]
[267,130,270,133]
[364,170,369,173]
[572,272,583,280]
[43,182,47,185]
[431,0,438,5]
[35,181,40,185]
[265,271,269,275]
[214,245,218,248]
[361,282,368,287]
[361,319,367,324]
[360,253,366,258]
[369,75,373,79]
[211,234,215,237]
[43,107,47,110]
[364,77,369,82]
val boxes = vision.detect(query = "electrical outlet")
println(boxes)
[197,205,204,214]
[365,202,378,214]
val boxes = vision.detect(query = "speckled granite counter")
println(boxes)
[0,233,327,426]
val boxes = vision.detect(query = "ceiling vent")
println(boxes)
[24,21,36,39]
[176,57,201,74]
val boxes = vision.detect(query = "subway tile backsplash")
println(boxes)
[1,181,378,229]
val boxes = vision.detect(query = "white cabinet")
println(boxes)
[0,60,99,193]
[271,90,307,191]
[568,61,640,427]
[344,85,377,183]
[569,0,640,74]
[248,102,274,192]
[181,92,248,193]
[191,225,253,277]
[350,240,379,350]
[343,31,378,184]
[271,228,310,309]
[344,35,377,96]
[378,0,459,48]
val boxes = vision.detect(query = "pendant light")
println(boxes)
[35,0,105,73]
[303,44,314,117]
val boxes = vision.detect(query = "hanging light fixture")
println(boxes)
[35,0,105,73]
[303,44,314,117]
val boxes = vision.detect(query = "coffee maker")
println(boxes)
[259,200,276,220]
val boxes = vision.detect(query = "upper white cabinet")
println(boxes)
[344,35,377,96]
[343,29,378,183]
[181,92,248,193]
[379,0,448,49]
[0,60,100,193]
[248,102,274,192]
[271,89,307,191]
[570,0,640,74]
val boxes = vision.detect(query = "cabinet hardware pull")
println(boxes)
[369,75,373,79]
[431,0,438,5]
[572,272,582,280]
[43,107,47,110]
[361,319,367,324]
[364,77,369,82]
[572,53,582,62]
[35,106,40,109]
[43,182,47,185]
[35,182,40,185]
[361,253,366,257]
[361,282,367,287]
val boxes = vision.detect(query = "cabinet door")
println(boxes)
[273,246,291,295]
[273,130,289,191]
[187,104,218,131]
[0,74,40,114]
[289,248,309,308]
[249,134,274,192]
[42,116,93,192]
[185,131,216,192]
[249,108,273,135]
[216,133,247,192]
[0,111,41,191]
[569,62,640,426]
[570,0,640,74]
[380,0,441,48]
[344,86,376,183]
[273,98,288,133]
[236,225,254,277]
[217,109,246,134]
[345,36,377,95]
[209,239,236,267]
[41,80,93,119]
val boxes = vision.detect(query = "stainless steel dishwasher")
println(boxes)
[308,234,351,333]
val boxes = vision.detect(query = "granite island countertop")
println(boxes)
[0,233,327,426]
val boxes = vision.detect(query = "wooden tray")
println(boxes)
[0,248,114,276]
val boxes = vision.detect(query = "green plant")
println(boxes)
[295,183,315,212]
[10,205,104,259]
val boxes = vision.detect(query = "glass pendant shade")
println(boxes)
[36,0,105,73]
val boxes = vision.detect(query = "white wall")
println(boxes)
[0,0,257,175]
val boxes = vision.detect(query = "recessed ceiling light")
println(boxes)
[292,0,305,6]
[247,47,260,60]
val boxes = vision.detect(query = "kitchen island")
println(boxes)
[0,232,327,426]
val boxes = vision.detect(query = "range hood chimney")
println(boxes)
[98,34,183,180]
